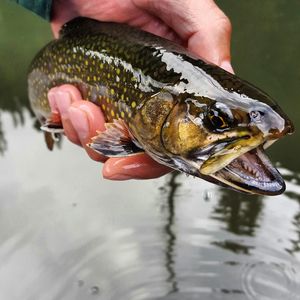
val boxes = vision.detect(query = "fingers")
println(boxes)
[48,85,107,162]
[134,0,234,73]
[68,102,107,161]
[103,153,171,180]
[48,85,82,145]
[48,85,170,180]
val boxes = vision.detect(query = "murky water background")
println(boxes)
[1,1,300,299]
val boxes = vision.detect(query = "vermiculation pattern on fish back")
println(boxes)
[28,19,183,124]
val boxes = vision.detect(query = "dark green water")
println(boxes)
[1,1,300,299]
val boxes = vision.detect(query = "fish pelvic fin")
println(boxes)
[43,131,61,151]
[88,119,144,157]
[40,113,64,134]
[40,114,64,151]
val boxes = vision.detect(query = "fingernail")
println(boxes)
[104,173,133,180]
[220,60,234,74]
[55,91,72,118]
[68,107,90,140]
[48,89,59,114]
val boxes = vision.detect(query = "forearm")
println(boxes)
[12,0,53,20]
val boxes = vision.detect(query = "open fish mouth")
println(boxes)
[209,146,285,195]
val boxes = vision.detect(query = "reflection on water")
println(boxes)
[0,116,7,154]
[1,109,300,299]
[160,172,181,295]
[212,190,263,237]
[1,0,300,299]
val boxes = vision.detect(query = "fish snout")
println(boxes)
[267,119,294,139]
[249,107,293,139]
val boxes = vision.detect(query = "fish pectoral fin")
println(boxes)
[88,119,144,157]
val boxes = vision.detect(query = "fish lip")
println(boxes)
[210,146,285,195]
[190,135,250,160]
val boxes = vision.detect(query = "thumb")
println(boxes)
[187,12,234,73]
[134,0,234,73]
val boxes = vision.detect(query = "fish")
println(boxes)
[28,17,294,195]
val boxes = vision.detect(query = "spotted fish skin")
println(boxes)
[28,17,182,124]
[28,17,293,195]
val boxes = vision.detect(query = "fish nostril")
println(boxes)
[250,110,264,123]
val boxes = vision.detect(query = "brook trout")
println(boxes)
[28,17,294,195]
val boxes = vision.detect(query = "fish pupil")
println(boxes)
[208,109,229,130]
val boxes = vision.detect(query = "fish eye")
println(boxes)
[206,103,233,132]
[208,110,228,129]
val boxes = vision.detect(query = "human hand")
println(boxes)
[49,0,233,180]
[48,85,171,180]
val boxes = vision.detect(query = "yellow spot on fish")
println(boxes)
[101,104,106,111]
[87,76,91,81]
[116,68,121,75]
[131,101,136,108]
[121,111,125,118]
[110,89,115,95]
[107,73,111,79]
[111,110,115,117]
[93,75,97,81]
[85,60,89,66]
[100,63,104,69]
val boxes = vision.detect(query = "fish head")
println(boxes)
[161,92,293,195]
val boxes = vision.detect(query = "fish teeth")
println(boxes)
[242,162,260,179]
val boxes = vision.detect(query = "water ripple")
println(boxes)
[242,261,300,300]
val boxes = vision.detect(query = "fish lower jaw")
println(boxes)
[208,146,285,196]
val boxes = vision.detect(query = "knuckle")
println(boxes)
[216,14,232,35]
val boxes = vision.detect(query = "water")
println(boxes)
[1,1,300,299]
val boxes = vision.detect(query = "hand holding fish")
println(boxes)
[48,0,233,180]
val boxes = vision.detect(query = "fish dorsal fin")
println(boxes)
[88,119,144,157]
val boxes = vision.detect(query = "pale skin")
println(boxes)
[48,0,233,180]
